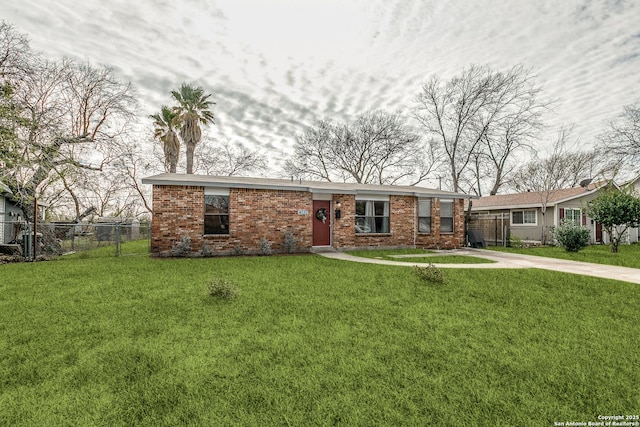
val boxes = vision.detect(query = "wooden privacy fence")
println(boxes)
[466,212,510,247]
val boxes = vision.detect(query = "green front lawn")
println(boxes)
[346,248,495,264]
[346,248,436,258]
[1,254,638,426]
[491,243,640,268]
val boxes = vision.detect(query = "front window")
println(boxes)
[564,208,581,226]
[355,200,389,233]
[204,195,229,235]
[512,210,536,225]
[418,199,431,233]
[440,200,454,233]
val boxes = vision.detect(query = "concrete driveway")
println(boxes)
[318,248,640,284]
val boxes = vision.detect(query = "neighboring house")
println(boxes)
[621,174,640,244]
[141,174,473,256]
[0,182,26,244]
[470,181,611,244]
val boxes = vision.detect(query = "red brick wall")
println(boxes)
[415,198,465,249]
[334,195,417,249]
[150,185,466,256]
[332,194,356,247]
[218,188,313,254]
[151,185,205,254]
[151,185,313,256]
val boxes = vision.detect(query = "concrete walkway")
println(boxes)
[317,248,640,284]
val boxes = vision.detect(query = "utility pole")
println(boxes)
[33,197,37,261]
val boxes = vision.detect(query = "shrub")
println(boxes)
[553,219,590,252]
[414,263,446,284]
[171,235,192,256]
[233,245,245,256]
[283,230,297,253]
[200,244,214,257]
[259,238,272,255]
[207,278,241,299]
[509,235,524,248]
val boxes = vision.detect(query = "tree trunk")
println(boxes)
[610,238,619,253]
[186,143,195,174]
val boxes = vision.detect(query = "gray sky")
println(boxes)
[2,0,639,176]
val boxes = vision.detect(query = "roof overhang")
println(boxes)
[141,173,474,199]
[0,182,13,196]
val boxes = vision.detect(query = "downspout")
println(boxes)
[413,197,417,248]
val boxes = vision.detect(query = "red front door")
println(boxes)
[595,222,603,243]
[313,200,331,246]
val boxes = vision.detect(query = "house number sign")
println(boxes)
[297,209,309,215]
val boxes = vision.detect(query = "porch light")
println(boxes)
[335,200,342,219]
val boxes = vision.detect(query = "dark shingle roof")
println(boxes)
[471,182,607,210]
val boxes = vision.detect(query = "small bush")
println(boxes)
[233,245,245,256]
[283,230,297,253]
[553,219,590,252]
[200,244,214,257]
[414,263,446,284]
[259,238,272,255]
[171,235,192,256]
[208,278,241,299]
[509,235,524,248]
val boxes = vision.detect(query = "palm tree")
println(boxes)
[150,106,181,173]
[172,83,215,174]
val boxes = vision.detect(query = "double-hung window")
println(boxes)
[204,190,229,235]
[418,199,432,233]
[563,208,581,226]
[355,199,389,233]
[512,210,536,225]
[440,199,454,233]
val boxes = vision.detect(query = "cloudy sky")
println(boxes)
[2,0,639,176]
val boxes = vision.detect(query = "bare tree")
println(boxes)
[3,55,136,222]
[0,21,30,80]
[414,64,548,194]
[107,133,160,215]
[599,102,640,168]
[511,129,620,194]
[284,118,334,182]
[285,111,434,185]
[510,128,618,242]
[195,139,267,176]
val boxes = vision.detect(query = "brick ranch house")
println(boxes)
[141,174,473,256]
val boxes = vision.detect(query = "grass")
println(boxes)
[346,248,495,264]
[346,248,436,257]
[491,243,640,268]
[63,239,150,259]
[1,254,639,426]
[384,255,494,264]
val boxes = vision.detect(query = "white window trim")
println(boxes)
[439,200,455,233]
[204,187,230,196]
[355,194,389,202]
[355,199,390,234]
[563,208,582,226]
[204,193,230,236]
[511,209,537,226]
[417,198,432,234]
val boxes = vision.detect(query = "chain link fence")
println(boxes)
[0,220,150,260]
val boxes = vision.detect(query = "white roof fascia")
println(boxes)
[141,174,471,199]
[472,203,545,211]
[552,188,601,206]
